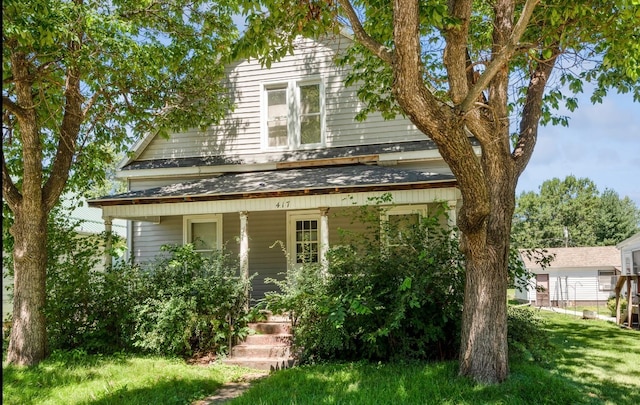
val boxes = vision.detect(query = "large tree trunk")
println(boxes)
[7,208,49,365]
[458,178,516,383]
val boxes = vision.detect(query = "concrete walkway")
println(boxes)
[537,305,617,323]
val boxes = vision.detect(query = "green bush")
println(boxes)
[132,244,251,357]
[507,306,553,364]
[3,201,136,354]
[265,202,465,363]
[607,297,627,317]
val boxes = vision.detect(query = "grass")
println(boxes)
[3,313,638,404]
[2,351,252,405]
[230,312,639,405]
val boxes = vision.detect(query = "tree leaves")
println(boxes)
[512,176,640,248]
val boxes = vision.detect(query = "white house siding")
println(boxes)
[545,268,616,304]
[136,35,426,163]
[516,268,618,305]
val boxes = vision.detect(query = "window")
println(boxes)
[598,270,617,291]
[382,206,427,247]
[263,79,324,149]
[287,211,322,266]
[183,215,223,254]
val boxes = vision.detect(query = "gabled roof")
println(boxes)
[519,246,620,269]
[616,232,640,250]
[89,165,456,207]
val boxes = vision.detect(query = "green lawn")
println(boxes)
[230,313,639,405]
[3,313,638,405]
[2,352,252,405]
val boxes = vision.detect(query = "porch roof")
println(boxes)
[89,165,456,207]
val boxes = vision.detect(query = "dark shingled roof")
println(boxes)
[122,140,450,171]
[91,165,456,206]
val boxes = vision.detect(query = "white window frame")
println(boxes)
[286,210,322,268]
[183,214,223,253]
[597,269,617,291]
[381,205,428,247]
[261,77,325,151]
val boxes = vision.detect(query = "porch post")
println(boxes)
[104,216,113,270]
[447,200,457,228]
[320,207,330,275]
[239,211,249,307]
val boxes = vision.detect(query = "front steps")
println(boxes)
[223,314,296,371]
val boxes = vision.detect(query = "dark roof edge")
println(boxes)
[89,179,458,208]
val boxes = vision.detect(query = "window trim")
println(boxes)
[381,205,428,247]
[286,210,322,267]
[597,269,617,291]
[261,77,325,151]
[183,214,223,253]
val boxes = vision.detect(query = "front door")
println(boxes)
[287,212,321,267]
[536,274,550,306]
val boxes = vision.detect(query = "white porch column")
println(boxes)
[320,207,330,274]
[447,200,458,229]
[103,216,113,270]
[239,211,249,305]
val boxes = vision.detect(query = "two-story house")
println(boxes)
[89,34,475,302]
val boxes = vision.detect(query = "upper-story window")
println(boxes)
[263,79,324,150]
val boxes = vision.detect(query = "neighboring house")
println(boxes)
[2,199,127,322]
[89,34,476,302]
[515,246,621,307]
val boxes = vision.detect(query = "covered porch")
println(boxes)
[90,165,460,302]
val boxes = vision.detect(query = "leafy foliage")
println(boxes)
[512,176,640,248]
[265,203,465,363]
[132,244,251,357]
[3,205,249,356]
[507,306,553,365]
[3,200,134,353]
[607,297,627,318]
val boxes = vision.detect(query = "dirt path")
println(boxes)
[193,371,269,405]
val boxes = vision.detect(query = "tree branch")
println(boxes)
[338,0,393,64]
[513,47,560,177]
[2,155,22,211]
[443,0,473,104]
[42,67,83,213]
[2,96,29,119]
[460,0,540,113]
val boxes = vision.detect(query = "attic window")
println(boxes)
[263,79,324,150]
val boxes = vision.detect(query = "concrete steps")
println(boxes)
[223,314,295,371]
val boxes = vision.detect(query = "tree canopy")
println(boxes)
[513,176,640,248]
[2,0,239,366]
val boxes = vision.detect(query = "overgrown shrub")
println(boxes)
[265,202,465,363]
[507,306,553,364]
[607,297,627,317]
[3,201,136,354]
[132,244,251,357]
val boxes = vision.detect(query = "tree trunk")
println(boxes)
[7,208,49,366]
[458,177,515,383]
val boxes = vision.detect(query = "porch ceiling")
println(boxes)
[88,165,456,207]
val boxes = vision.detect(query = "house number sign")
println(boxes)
[275,200,291,209]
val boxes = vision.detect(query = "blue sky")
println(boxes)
[516,90,640,206]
